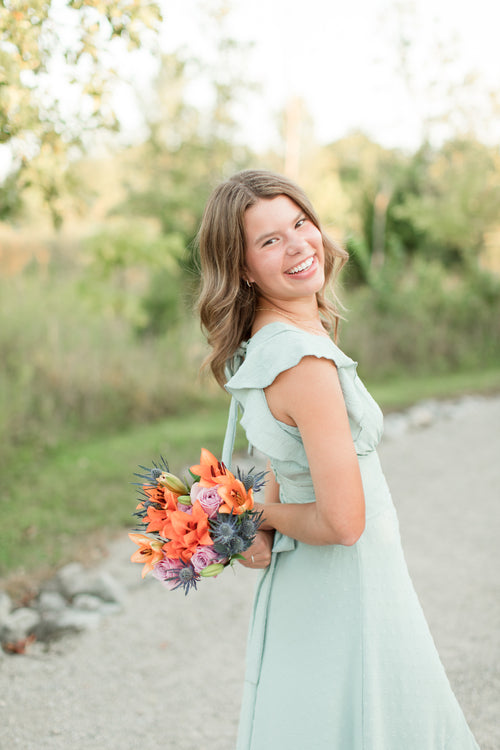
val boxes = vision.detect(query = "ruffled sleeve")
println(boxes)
[224,323,369,465]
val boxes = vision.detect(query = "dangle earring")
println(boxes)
[245,280,251,288]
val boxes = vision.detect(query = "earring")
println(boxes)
[245,280,251,288]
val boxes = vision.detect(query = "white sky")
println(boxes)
[140,0,500,152]
[1,0,499,182]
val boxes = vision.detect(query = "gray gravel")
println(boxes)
[1,395,499,750]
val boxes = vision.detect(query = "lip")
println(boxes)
[285,255,318,277]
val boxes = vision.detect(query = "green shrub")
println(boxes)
[340,260,500,378]
[0,272,220,470]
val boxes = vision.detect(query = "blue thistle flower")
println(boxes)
[238,514,260,541]
[236,466,268,494]
[165,562,201,596]
[133,456,170,487]
[210,509,265,556]
[210,512,240,556]
[226,535,246,555]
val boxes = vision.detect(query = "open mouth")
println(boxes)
[286,256,314,275]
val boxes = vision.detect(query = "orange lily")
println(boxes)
[190,448,229,488]
[217,474,254,515]
[162,501,213,563]
[136,484,179,513]
[144,489,179,536]
[129,533,165,578]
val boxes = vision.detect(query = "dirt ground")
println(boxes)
[1,395,499,750]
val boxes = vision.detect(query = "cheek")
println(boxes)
[309,226,323,247]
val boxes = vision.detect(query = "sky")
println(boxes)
[1,0,499,183]
[125,0,500,153]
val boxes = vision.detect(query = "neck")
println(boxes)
[254,298,328,337]
[257,297,319,321]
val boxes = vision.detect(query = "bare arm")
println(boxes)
[263,459,280,503]
[255,356,365,546]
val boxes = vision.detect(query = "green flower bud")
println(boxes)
[177,495,192,506]
[158,471,189,494]
[199,563,225,578]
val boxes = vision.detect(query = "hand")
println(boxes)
[239,530,273,569]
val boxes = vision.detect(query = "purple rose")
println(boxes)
[190,545,226,574]
[153,558,185,590]
[178,503,192,515]
[190,483,222,519]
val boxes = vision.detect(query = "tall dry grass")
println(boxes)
[2,257,500,473]
[0,270,221,469]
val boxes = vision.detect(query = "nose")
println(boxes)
[286,231,308,255]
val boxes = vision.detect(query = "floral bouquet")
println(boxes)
[129,449,266,594]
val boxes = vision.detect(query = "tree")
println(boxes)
[0,0,162,225]
[392,138,500,269]
[84,8,256,334]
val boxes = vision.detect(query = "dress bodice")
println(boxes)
[224,322,384,506]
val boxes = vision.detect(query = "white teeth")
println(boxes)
[287,257,314,275]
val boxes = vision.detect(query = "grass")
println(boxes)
[2,365,499,600]
[0,401,248,595]
[367,366,500,411]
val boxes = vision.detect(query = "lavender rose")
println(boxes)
[190,482,222,519]
[153,558,186,590]
[190,545,226,574]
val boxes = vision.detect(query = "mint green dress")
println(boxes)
[223,322,479,750]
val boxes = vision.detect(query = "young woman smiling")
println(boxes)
[197,169,479,750]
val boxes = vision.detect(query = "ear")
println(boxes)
[242,268,255,285]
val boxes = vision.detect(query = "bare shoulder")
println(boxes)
[265,355,344,427]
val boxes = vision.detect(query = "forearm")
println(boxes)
[263,460,280,504]
[259,500,363,547]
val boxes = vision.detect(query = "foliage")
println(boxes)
[305,133,500,281]
[341,259,500,377]
[391,139,500,269]
[0,269,224,473]
[93,42,255,331]
[81,220,186,328]
[0,0,162,224]
[1,403,244,581]
[305,132,410,281]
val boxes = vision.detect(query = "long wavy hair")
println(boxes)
[197,169,348,387]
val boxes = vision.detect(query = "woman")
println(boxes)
[197,170,479,749]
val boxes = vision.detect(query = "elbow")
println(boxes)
[319,516,365,546]
[339,520,365,546]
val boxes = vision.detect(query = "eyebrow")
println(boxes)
[254,210,304,246]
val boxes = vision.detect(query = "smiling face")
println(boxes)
[243,195,325,305]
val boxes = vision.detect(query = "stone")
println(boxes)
[72,594,103,611]
[35,608,102,641]
[56,562,88,599]
[0,607,40,644]
[407,404,435,429]
[0,590,12,624]
[37,591,68,614]
[87,572,126,605]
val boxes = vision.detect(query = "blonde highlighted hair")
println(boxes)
[197,169,348,387]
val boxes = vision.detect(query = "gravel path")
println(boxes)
[1,396,499,750]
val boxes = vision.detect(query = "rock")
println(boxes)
[56,562,88,599]
[56,563,126,606]
[72,594,103,611]
[0,607,40,643]
[37,591,68,614]
[407,404,435,429]
[0,590,12,624]
[87,572,126,605]
[36,608,102,641]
